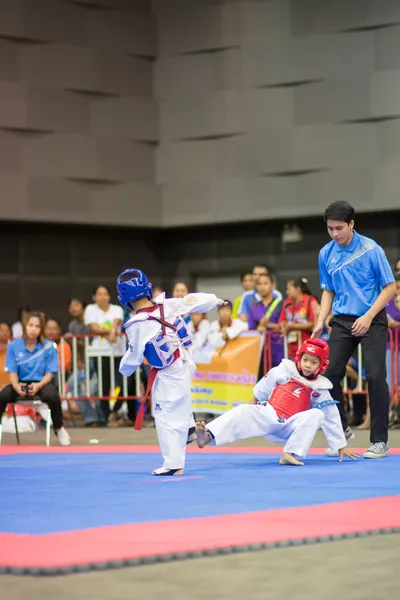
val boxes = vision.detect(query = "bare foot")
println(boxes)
[279,452,304,466]
[195,421,212,448]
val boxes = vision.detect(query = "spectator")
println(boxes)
[66,356,105,427]
[248,273,283,369]
[187,313,210,350]
[279,278,320,359]
[153,286,164,298]
[346,354,369,429]
[0,322,11,389]
[0,311,70,445]
[238,265,282,322]
[84,285,127,424]
[386,273,400,426]
[65,298,89,339]
[232,272,254,318]
[11,307,31,340]
[44,318,72,373]
[394,258,400,276]
[208,301,248,349]
[172,281,190,324]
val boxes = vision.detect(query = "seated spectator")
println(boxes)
[238,265,282,322]
[44,318,72,373]
[0,322,11,389]
[394,258,400,276]
[187,313,210,350]
[208,301,248,349]
[0,311,70,445]
[248,273,283,369]
[66,356,105,427]
[279,278,320,359]
[232,272,254,318]
[65,298,89,341]
[11,307,31,340]
[386,274,400,426]
[153,286,164,298]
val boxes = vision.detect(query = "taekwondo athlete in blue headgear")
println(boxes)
[117,268,225,476]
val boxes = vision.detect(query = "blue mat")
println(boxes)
[1,453,400,535]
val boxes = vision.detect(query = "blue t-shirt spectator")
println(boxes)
[5,338,59,382]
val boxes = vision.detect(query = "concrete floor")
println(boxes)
[3,419,400,448]
[1,424,400,600]
[1,535,399,600]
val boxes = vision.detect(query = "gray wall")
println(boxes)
[155,0,400,226]
[1,0,400,229]
[0,0,159,227]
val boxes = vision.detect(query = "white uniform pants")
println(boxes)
[207,403,324,458]
[153,358,195,469]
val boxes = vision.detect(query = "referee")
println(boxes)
[313,201,395,459]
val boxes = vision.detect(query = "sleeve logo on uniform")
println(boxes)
[185,295,197,303]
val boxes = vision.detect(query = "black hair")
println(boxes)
[323,201,355,224]
[219,300,233,310]
[93,285,111,296]
[289,277,313,296]
[253,263,273,274]
[240,271,253,282]
[68,298,87,309]
[257,272,274,285]
[45,317,62,328]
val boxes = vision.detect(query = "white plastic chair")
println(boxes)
[0,399,52,446]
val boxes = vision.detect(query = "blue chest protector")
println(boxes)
[143,305,193,369]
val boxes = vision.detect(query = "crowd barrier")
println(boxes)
[263,328,400,405]
[1,328,399,426]
[56,333,141,403]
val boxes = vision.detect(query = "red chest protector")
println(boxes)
[268,378,313,420]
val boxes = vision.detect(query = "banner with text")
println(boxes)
[191,332,262,415]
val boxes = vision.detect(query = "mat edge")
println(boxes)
[1,527,399,577]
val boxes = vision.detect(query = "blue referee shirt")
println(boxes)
[319,230,394,317]
[5,338,60,382]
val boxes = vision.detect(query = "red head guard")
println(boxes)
[295,337,329,379]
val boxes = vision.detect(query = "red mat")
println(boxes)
[1,495,400,569]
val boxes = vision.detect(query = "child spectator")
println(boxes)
[279,278,320,359]
[208,301,248,349]
[248,273,283,368]
[187,313,210,350]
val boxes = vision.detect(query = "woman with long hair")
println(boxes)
[279,278,320,359]
[0,312,70,445]
[84,285,136,425]
[172,281,191,324]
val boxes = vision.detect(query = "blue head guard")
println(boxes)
[116,269,153,307]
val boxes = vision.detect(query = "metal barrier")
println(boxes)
[262,328,400,405]
[55,333,142,403]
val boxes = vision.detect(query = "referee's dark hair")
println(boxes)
[323,201,355,224]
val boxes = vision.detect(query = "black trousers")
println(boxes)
[324,310,390,444]
[0,382,64,430]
